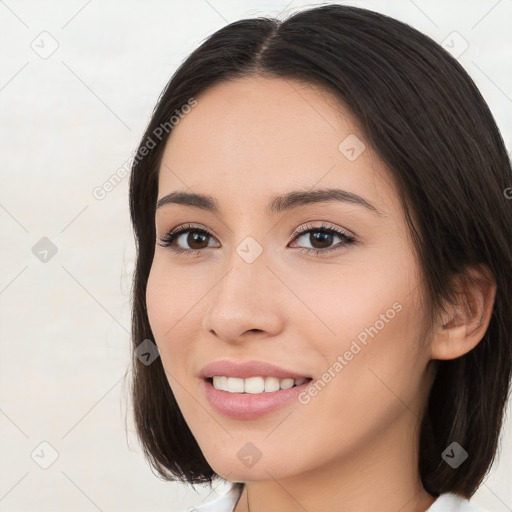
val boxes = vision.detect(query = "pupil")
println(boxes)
[312,232,331,248]
[189,232,207,249]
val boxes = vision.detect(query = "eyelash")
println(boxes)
[157,222,356,257]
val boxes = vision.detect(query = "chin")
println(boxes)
[205,451,304,483]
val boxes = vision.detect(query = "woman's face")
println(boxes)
[146,76,436,483]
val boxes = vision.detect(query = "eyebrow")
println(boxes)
[155,188,383,216]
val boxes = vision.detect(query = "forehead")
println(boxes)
[157,76,396,217]
[163,76,354,161]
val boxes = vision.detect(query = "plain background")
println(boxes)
[0,0,511,510]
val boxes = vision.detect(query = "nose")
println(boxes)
[201,249,284,344]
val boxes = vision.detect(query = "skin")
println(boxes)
[145,76,496,512]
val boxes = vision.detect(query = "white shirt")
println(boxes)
[188,482,489,512]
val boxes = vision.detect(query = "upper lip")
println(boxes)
[200,360,312,380]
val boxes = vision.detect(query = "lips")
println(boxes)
[200,359,312,380]
[201,375,312,419]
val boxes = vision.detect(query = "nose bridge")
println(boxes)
[214,233,268,307]
[202,232,281,340]
[219,213,269,276]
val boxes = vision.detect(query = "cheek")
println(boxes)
[289,293,426,469]
[295,255,416,349]
[302,253,425,403]
[145,262,192,359]
[146,257,199,331]
[315,281,426,427]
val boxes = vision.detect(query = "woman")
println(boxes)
[128,4,512,511]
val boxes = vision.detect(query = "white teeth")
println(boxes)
[214,376,228,390]
[280,378,294,389]
[244,377,265,394]
[264,376,280,392]
[211,376,309,393]
[226,377,244,393]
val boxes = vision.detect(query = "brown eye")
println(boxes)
[158,224,219,254]
[290,223,356,255]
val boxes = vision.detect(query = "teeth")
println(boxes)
[264,376,280,392]
[212,376,309,393]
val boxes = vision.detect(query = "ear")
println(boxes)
[431,264,497,360]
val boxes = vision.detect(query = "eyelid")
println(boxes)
[157,222,217,241]
[291,221,354,240]
[158,220,352,239]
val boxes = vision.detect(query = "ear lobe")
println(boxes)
[431,265,496,360]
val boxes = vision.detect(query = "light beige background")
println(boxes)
[0,0,510,510]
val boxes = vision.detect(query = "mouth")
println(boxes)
[204,376,313,394]
[202,375,314,419]
[199,360,314,417]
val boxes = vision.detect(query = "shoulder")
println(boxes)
[427,493,490,512]
[185,482,244,512]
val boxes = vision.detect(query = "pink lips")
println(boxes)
[201,378,311,419]
[199,360,313,420]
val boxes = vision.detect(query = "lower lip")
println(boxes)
[202,378,312,420]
